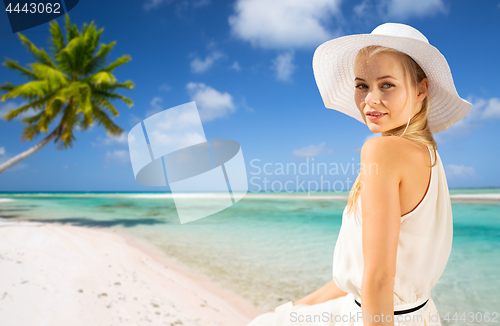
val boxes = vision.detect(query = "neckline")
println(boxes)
[400,146,434,220]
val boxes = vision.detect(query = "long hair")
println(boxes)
[344,45,438,216]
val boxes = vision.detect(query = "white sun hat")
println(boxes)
[312,22,472,134]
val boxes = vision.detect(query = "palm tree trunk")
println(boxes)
[0,123,63,174]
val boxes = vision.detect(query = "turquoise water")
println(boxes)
[0,191,499,326]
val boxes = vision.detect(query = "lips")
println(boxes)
[366,111,387,121]
[366,111,387,116]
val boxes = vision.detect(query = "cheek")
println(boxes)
[354,92,365,108]
[389,89,408,108]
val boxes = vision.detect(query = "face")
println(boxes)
[353,52,428,136]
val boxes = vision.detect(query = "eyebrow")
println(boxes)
[355,75,397,82]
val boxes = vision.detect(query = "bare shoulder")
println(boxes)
[360,136,413,180]
[361,136,408,163]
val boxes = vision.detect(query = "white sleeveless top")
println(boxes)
[332,146,453,310]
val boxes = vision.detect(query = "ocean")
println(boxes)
[0,190,499,326]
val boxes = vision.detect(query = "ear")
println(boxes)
[417,78,429,103]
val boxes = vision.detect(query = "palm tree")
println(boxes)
[0,14,133,174]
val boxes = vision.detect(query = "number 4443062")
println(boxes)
[5,2,62,14]
[443,312,498,323]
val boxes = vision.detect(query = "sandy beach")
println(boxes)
[0,210,264,326]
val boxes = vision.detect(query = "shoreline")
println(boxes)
[2,193,500,201]
[0,218,265,325]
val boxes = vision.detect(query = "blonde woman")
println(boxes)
[247,23,471,326]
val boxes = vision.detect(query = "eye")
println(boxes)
[355,83,368,89]
[382,83,395,89]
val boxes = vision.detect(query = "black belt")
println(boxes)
[354,299,429,315]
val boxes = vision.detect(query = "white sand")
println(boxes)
[0,218,264,326]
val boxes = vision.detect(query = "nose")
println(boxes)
[365,90,380,107]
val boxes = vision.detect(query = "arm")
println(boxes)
[294,279,348,306]
[270,279,348,313]
[359,137,402,326]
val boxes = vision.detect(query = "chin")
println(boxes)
[367,124,385,134]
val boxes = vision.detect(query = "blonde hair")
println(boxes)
[345,45,438,216]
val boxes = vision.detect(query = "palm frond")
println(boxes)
[30,63,70,90]
[2,59,38,81]
[84,41,116,76]
[82,22,99,58]
[53,103,77,149]
[91,94,119,117]
[37,101,63,132]
[64,14,80,42]
[0,82,15,93]
[92,88,133,107]
[48,19,66,55]
[100,55,131,73]
[63,36,86,76]
[106,80,134,91]
[20,123,42,141]
[85,71,117,87]
[77,110,94,131]
[19,109,44,125]
[91,105,123,136]
[1,80,49,102]
[17,33,56,68]
[1,92,56,121]
[57,81,92,115]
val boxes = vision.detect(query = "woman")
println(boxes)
[247,23,471,326]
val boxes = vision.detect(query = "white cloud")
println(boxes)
[192,0,210,7]
[129,114,142,127]
[272,52,295,82]
[139,104,206,154]
[292,142,332,158]
[143,0,209,11]
[240,96,254,113]
[145,96,164,118]
[128,95,171,126]
[190,51,224,73]
[159,83,171,92]
[354,0,447,21]
[186,82,236,122]
[105,150,130,163]
[230,61,241,71]
[434,96,496,143]
[354,0,370,17]
[0,147,5,156]
[364,0,448,20]
[143,0,169,11]
[228,0,342,49]
[0,101,36,121]
[384,0,447,20]
[146,130,205,149]
[92,132,128,148]
[445,164,476,179]
[480,97,500,120]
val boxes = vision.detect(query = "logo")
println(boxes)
[128,101,248,224]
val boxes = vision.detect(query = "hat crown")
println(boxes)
[370,23,429,44]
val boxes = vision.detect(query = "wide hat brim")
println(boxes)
[312,31,472,134]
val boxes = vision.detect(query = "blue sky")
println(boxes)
[0,0,499,192]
